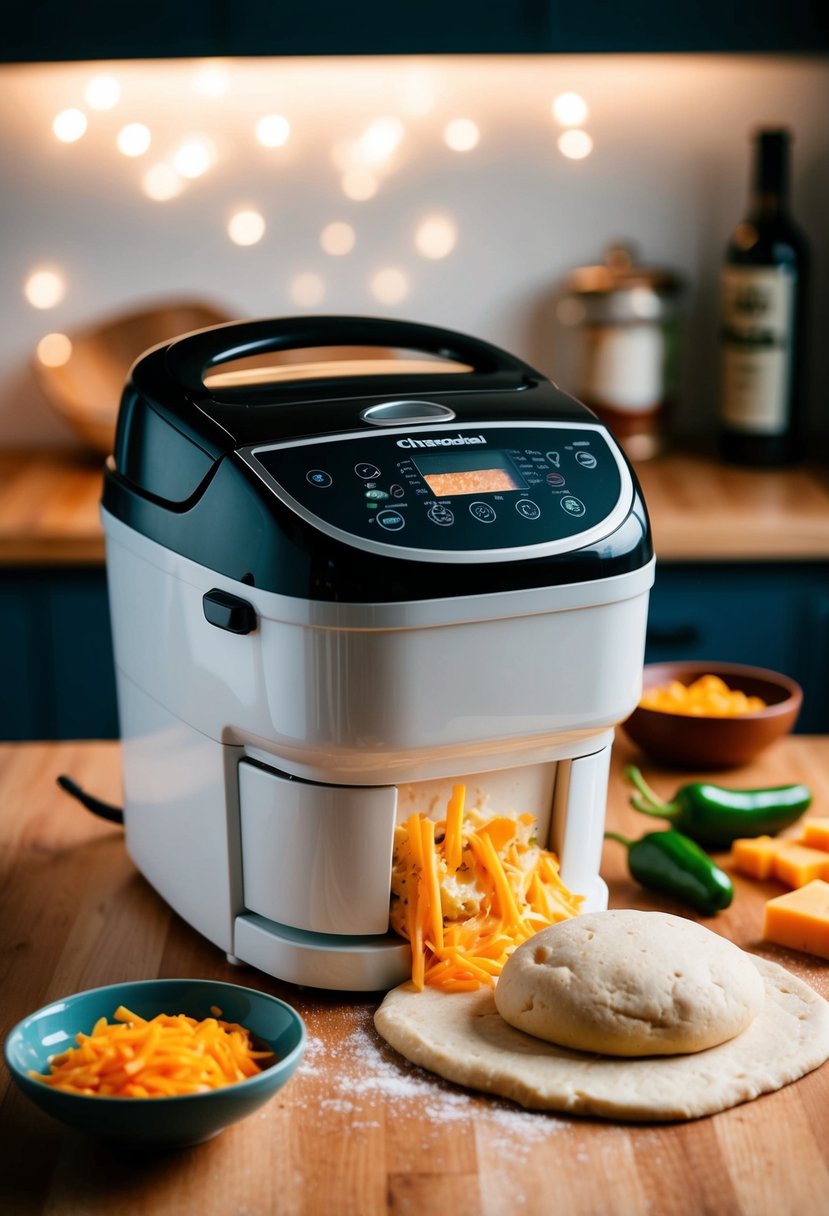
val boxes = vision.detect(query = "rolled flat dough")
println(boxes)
[494,911,765,1056]
[374,958,829,1122]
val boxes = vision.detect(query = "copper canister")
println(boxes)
[562,244,683,461]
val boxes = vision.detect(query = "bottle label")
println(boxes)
[720,266,796,435]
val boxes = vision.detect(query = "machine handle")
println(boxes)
[163,315,537,401]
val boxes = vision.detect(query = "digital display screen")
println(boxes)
[414,450,526,497]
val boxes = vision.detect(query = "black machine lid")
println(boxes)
[113,315,561,499]
[103,315,652,601]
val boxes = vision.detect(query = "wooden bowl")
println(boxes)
[33,301,419,455]
[33,299,232,454]
[621,661,802,769]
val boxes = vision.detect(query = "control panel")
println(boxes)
[243,423,630,560]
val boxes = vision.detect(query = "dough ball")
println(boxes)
[494,909,765,1056]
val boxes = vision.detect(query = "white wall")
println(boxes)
[2,54,827,449]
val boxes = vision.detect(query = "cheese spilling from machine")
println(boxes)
[101,316,655,990]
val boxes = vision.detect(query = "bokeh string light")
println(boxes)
[31,66,598,315]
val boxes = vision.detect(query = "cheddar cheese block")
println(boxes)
[730,836,790,880]
[730,833,829,888]
[772,844,829,889]
[801,818,829,852]
[763,880,829,960]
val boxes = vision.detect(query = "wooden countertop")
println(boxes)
[0,449,106,565]
[1,446,829,566]
[634,450,829,561]
[2,735,828,1215]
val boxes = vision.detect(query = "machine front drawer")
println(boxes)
[238,761,398,936]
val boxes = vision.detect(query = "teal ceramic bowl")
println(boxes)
[4,979,305,1147]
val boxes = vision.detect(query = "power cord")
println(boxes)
[56,774,124,825]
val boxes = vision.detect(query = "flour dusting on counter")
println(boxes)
[297,1006,562,1149]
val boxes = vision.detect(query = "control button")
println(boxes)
[306,469,332,488]
[390,484,405,498]
[561,495,586,518]
[355,462,381,479]
[365,489,389,500]
[202,589,257,635]
[575,451,597,469]
[427,504,455,526]
[515,499,541,520]
[469,501,496,523]
[376,509,405,531]
[546,472,565,486]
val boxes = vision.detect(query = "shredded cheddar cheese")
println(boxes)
[29,1006,273,1098]
[390,785,582,991]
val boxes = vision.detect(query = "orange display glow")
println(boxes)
[423,469,520,497]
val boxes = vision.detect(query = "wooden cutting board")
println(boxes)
[1,735,828,1215]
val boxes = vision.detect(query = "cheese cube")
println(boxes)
[730,836,789,880]
[763,880,829,959]
[772,843,829,888]
[800,818,829,852]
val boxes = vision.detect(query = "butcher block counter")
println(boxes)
[1,445,829,564]
[2,734,828,1216]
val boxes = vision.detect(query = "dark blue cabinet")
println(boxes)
[1,2,219,63]
[3,559,829,739]
[0,569,118,741]
[646,562,829,733]
[542,0,828,52]
[2,0,826,62]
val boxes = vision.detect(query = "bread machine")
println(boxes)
[101,316,655,990]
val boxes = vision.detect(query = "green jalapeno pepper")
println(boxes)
[624,765,812,849]
[605,828,734,915]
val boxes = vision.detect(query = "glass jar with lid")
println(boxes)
[560,244,683,461]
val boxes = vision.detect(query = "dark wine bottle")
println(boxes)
[719,128,809,466]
